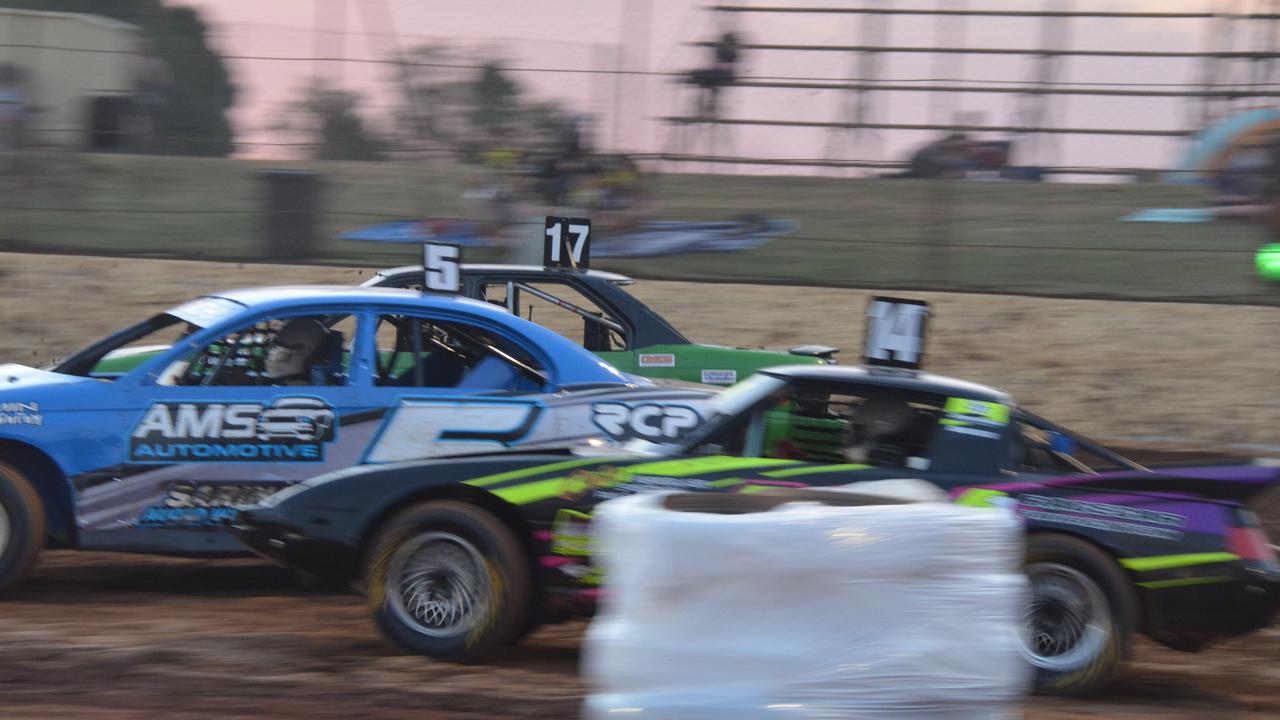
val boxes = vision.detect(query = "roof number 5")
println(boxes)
[422,242,461,293]
[544,216,591,269]
[865,297,929,370]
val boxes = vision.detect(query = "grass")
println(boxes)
[0,152,1273,304]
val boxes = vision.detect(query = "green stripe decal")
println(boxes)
[486,456,800,506]
[488,477,572,505]
[953,488,1009,508]
[1136,575,1235,590]
[623,456,798,478]
[1119,552,1240,572]
[465,458,609,488]
[760,463,871,478]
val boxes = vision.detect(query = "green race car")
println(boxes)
[364,264,835,385]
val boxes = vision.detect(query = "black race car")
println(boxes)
[234,364,1280,695]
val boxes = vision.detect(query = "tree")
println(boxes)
[469,61,520,144]
[0,0,236,156]
[393,46,577,160]
[293,83,388,161]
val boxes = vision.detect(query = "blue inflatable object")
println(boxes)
[1169,107,1280,184]
[339,220,485,246]
[339,217,798,258]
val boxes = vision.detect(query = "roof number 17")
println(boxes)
[544,216,592,269]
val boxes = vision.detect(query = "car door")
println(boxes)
[358,307,559,464]
[77,307,370,541]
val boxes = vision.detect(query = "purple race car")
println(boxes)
[236,364,1280,696]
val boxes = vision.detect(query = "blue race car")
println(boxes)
[0,285,713,591]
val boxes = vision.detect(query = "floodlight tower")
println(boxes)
[824,0,892,165]
[1200,0,1280,128]
[1013,0,1071,169]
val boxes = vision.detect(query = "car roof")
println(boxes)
[195,285,632,385]
[206,285,506,313]
[760,364,1012,404]
[372,264,636,285]
[202,285,522,322]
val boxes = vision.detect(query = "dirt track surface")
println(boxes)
[0,552,1275,720]
[1,252,1279,717]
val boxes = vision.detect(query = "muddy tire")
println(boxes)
[0,461,45,594]
[364,501,531,662]
[1024,533,1136,696]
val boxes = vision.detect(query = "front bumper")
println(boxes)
[1142,563,1280,645]
[230,507,359,583]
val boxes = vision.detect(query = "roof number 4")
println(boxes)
[865,297,929,370]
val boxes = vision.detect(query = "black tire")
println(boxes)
[0,461,46,594]
[363,501,531,662]
[1024,533,1137,696]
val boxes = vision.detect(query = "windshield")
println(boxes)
[1015,411,1144,474]
[51,297,242,380]
[621,373,787,454]
[168,296,243,327]
[52,313,206,380]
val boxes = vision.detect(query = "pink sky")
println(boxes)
[182,0,1264,175]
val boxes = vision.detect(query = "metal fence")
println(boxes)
[0,2,1277,307]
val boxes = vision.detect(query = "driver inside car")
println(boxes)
[842,395,915,464]
[265,318,333,386]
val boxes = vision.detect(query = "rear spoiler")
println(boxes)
[788,345,839,363]
[1046,464,1280,504]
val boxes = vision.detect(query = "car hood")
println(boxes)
[0,363,93,392]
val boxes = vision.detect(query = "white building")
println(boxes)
[0,8,144,149]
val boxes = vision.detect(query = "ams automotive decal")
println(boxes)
[129,397,337,463]
[0,401,43,427]
[591,402,701,443]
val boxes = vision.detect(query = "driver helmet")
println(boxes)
[843,395,914,462]
[265,318,330,382]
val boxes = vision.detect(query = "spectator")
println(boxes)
[0,63,28,166]
[688,31,742,122]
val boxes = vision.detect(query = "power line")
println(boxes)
[709,5,1227,20]
[0,205,1256,254]
[6,41,1280,88]
[0,42,684,77]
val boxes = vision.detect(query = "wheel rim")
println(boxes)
[386,531,491,639]
[1022,562,1113,672]
[0,498,9,557]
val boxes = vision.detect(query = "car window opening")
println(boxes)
[374,314,548,390]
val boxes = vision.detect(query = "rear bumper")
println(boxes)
[1142,564,1280,646]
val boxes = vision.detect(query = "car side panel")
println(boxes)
[628,344,822,386]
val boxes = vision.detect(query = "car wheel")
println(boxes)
[364,501,531,662]
[0,461,46,594]
[1023,534,1136,696]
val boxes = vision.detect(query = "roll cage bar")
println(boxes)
[1017,410,1147,473]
